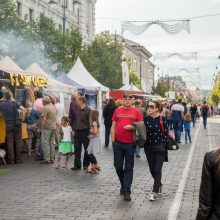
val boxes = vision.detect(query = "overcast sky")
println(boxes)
[96,0,220,90]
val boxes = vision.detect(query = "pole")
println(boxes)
[140,53,142,90]
[62,0,66,34]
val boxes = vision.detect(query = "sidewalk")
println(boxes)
[0,117,219,220]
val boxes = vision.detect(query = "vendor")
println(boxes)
[0,91,25,164]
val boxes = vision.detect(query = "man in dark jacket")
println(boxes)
[201,101,209,129]
[0,92,23,164]
[103,98,117,148]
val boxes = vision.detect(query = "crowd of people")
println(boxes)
[0,89,220,219]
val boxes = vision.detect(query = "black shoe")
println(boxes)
[136,155,141,159]
[71,167,81,171]
[105,145,108,148]
[124,192,131,201]
[120,188,124,195]
[177,141,182,144]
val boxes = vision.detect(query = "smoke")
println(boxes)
[0,31,54,75]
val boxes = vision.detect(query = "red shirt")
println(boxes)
[112,107,143,143]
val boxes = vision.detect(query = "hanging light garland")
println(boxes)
[154,52,198,61]
[121,20,190,35]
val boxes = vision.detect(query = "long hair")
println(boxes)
[185,113,192,122]
[90,110,100,128]
[106,98,116,109]
[149,100,162,113]
[215,149,220,176]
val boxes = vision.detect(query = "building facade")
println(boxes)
[117,36,155,94]
[13,0,96,44]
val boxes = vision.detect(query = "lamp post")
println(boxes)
[49,0,80,34]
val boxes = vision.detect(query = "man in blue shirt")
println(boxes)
[171,99,184,143]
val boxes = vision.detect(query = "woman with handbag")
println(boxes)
[144,100,169,201]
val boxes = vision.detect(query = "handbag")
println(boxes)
[13,102,22,127]
[160,116,179,151]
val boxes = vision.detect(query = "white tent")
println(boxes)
[25,63,76,94]
[67,57,109,92]
[67,57,109,111]
[119,83,142,92]
[0,56,24,73]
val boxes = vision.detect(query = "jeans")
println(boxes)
[135,145,141,156]
[41,129,56,161]
[203,115,208,129]
[144,148,165,193]
[6,126,22,162]
[185,128,191,143]
[104,125,111,147]
[191,114,197,127]
[113,141,135,193]
[173,120,182,142]
[74,129,90,169]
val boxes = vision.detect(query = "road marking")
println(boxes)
[166,121,201,220]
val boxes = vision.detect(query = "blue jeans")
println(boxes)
[113,141,135,193]
[203,115,208,129]
[191,114,197,127]
[135,145,141,156]
[185,128,191,143]
[173,120,182,142]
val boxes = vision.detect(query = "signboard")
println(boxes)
[10,73,48,88]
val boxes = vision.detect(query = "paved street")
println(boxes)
[0,117,219,220]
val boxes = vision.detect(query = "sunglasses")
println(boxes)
[148,105,156,109]
[124,96,133,100]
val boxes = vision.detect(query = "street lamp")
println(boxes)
[49,0,81,34]
[49,0,67,34]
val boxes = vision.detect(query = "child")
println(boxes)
[86,110,101,174]
[184,113,192,144]
[55,117,74,169]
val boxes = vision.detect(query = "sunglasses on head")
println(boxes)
[148,105,156,109]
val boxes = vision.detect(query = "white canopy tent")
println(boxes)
[119,83,142,92]
[25,63,77,113]
[25,63,76,94]
[67,57,109,111]
[0,56,24,73]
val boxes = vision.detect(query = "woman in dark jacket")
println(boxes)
[196,149,220,220]
[103,98,117,148]
[144,100,169,202]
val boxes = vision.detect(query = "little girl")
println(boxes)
[86,110,101,174]
[184,113,192,144]
[55,117,74,169]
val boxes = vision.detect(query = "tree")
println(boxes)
[81,32,123,89]
[155,82,169,97]
[129,70,140,88]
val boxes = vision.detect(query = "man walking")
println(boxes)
[201,101,209,129]
[111,94,143,201]
[41,96,56,164]
[71,96,91,171]
[171,99,184,143]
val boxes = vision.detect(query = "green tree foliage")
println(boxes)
[155,82,169,97]
[81,32,123,89]
[129,70,141,88]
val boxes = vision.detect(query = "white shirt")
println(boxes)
[171,103,184,112]
[62,126,72,142]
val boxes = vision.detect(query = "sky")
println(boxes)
[95,0,220,90]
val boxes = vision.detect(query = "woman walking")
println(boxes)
[144,100,169,201]
[196,148,220,219]
[103,98,117,148]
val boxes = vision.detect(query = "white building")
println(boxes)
[13,0,96,44]
[117,36,155,94]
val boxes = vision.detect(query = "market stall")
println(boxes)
[25,63,77,113]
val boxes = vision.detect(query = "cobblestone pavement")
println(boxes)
[0,117,219,220]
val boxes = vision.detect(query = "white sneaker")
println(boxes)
[149,193,156,201]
